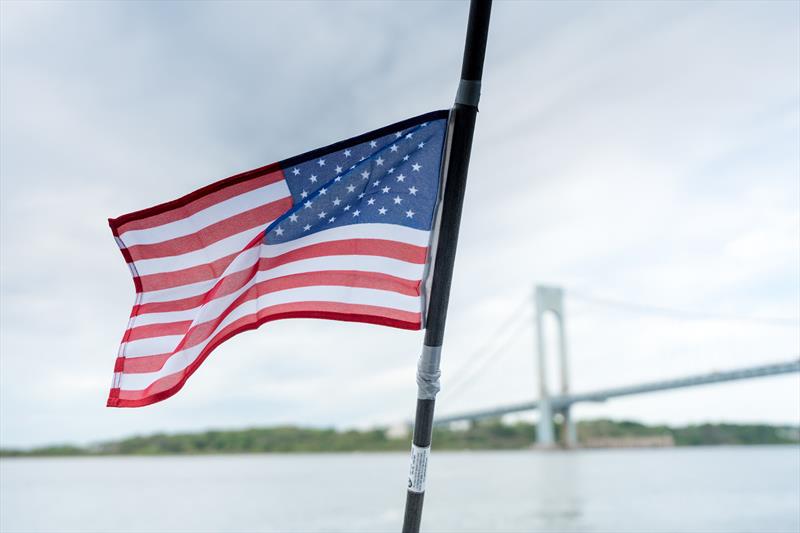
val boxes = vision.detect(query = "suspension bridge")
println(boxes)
[433,285,800,448]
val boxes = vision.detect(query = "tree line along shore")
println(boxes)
[2,419,798,457]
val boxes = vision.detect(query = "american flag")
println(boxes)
[108,111,449,407]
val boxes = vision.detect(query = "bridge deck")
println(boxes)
[434,359,800,426]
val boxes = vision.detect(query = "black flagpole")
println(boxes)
[401,1,492,532]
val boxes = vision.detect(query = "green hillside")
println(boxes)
[2,420,797,457]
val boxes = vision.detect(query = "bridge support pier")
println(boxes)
[536,397,555,446]
[534,285,576,448]
[561,407,577,448]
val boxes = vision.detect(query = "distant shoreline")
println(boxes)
[2,419,798,457]
[3,444,800,460]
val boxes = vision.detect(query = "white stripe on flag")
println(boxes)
[261,223,431,256]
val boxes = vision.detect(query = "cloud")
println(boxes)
[1,0,798,447]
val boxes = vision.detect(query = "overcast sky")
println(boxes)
[1,0,798,448]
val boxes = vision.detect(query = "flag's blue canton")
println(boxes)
[266,118,447,244]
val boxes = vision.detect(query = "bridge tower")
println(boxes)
[534,285,577,448]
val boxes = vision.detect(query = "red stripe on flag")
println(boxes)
[115,353,172,374]
[260,239,428,269]
[108,302,421,407]
[125,320,192,342]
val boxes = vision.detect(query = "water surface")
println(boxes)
[2,446,798,532]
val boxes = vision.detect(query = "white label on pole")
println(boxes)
[407,444,430,493]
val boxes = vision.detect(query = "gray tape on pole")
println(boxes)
[416,345,442,400]
[455,79,481,107]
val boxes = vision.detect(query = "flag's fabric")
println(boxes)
[107,111,450,407]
